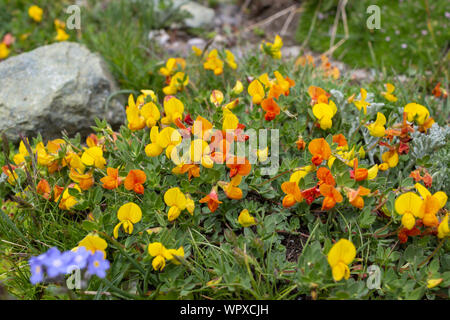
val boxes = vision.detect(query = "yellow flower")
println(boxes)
[367,164,379,180]
[427,278,443,289]
[164,187,187,221]
[379,163,389,171]
[327,239,356,281]
[140,101,160,128]
[381,149,399,168]
[56,184,82,211]
[28,5,43,22]
[190,139,213,168]
[159,58,185,77]
[75,234,108,258]
[238,209,256,227]
[210,90,224,106]
[415,183,447,227]
[437,214,449,239]
[165,247,185,265]
[81,146,106,169]
[163,72,189,95]
[126,94,146,131]
[54,19,66,29]
[353,88,370,114]
[312,100,337,130]
[223,99,239,110]
[145,126,182,159]
[225,49,237,69]
[13,140,30,165]
[161,96,184,125]
[140,90,157,102]
[203,49,224,75]
[2,166,19,185]
[55,28,70,41]
[113,202,142,239]
[395,192,423,230]
[222,108,239,131]
[185,195,195,215]
[261,35,283,59]
[382,83,397,102]
[367,112,386,137]
[358,146,366,158]
[248,79,265,104]
[0,43,10,60]
[192,45,203,56]
[148,242,168,271]
[289,165,314,184]
[404,103,430,125]
[231,80,244,95]
[148,243,184,270]
[67,153,85,172]
[258,73,271,88]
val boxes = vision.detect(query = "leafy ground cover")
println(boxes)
[0,1,449,300]
[296,0,450,80]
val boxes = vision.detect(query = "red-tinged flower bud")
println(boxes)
[398,141,409,155]
[311,155,323,166]
[184,113,194,126]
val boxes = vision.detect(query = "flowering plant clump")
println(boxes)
[0,33,449,300]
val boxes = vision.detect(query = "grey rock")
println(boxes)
[281,46,301,58]
[173,0,215,29]
[0,41,124,143]
[187,37,206,49]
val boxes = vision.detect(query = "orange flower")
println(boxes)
[350,159,368,181]
[308,86,330,106]
[308,138,331,166]
[86,133,102,148]
[410,169,422,182]
[36,179,51,199]
[226,156,251,178]
[267,84,285,100]
[281,181,303,207]
[124,169,146,194]
[261,97,281,121]
[172,164,200,181]
[221,175,243,200]
[296,137,306,150]
[317,167,335,186]
[432,82,448,99]
[320,184,343,210]
[267,72,295,99]
[100,167,123,190]
[199,188,222,212]
[69,168,95,190]
[53,185,64,201]
[347,186,371,209]
[332,134,348,148]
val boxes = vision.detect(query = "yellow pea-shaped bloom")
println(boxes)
[327,239,356,281]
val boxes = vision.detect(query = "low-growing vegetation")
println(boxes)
[0,1,449,301]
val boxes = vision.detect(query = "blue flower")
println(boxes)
[44,247,73,278]
[69,246,90,270]
[29,256,45,285]
[87,250,110,278]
